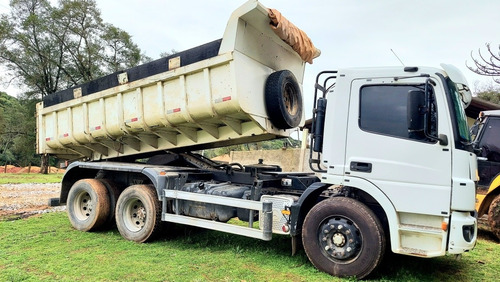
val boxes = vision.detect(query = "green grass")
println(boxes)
[0,173,63,184]
[0,212,499,281]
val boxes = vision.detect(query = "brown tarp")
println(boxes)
[268,8,321,64]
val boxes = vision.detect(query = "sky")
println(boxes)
[0,0,499,106]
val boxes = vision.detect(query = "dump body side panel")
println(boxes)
[37,0,305,161]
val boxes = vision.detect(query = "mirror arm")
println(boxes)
[422,78,448,146]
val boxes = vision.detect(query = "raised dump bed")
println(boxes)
[36,0,309,161]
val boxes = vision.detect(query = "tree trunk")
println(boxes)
[40,154,49,174]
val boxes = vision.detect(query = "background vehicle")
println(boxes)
[37,0,477,279]
[471,110,500,239]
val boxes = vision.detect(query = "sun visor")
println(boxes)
[441,64,472,108]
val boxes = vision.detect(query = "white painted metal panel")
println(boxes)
[36,0,306,160]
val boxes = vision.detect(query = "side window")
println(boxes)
[478,118,500,161]
[359,84,436,142]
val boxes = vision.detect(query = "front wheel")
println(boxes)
[302,197,386,279]
[115,185,163,243]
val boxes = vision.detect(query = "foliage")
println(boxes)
[101,24,148,72]
[475,83,500,105]
[0,0,148,98]
[202,138,301,159]
[0,0,150,171]
[0,91,39,166]
[0,212,499,281]
[159,49,178,58]
[468,43,500,84]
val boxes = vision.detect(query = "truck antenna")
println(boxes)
[390,49,405,66]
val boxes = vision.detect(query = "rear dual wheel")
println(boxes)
[67,179,110,231]
[302,197,385,279]
[67,179,120,231]
[115,185,163,243]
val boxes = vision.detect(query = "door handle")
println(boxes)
[350,162,372,173]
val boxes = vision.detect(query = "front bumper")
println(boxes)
[448,211,477,254]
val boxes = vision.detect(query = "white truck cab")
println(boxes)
[310,66,477,260]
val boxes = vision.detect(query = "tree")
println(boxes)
[468,43,500,84]
[0,0,149,98]
[0,0,59,97]
[159,49,178,58]
[0,0,150,173]
[101,24,144,73]
[0,91,38,168]
[0,93,18,167]
[475,83,500,105]
[12,93,39,167]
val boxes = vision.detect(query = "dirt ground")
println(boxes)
[0,183,65,220]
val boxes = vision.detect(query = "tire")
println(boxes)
[67,179,110,232]
[488,195,500,240]
[98,179,121,227]
[115,184,163,243]
[302,197,386,279]
[265,70,302,129]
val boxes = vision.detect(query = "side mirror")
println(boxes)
[407,90,425,131]
[407,88,448,145]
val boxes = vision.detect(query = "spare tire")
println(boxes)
[265,70,302,129]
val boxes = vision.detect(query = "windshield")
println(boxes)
[445,76,471,144]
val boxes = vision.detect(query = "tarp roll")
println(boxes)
[268,8,321,64]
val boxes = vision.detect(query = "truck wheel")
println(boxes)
[488,195,500,239]
[98,179,120,227]
[115,185,163,243]
[67,179,110,232]
[302,197,385,279]
[265,70,302,129]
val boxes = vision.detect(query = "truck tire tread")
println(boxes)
[302,197,385,279]
[488,195,500,240]
[67,179,110,232]
[115,184,163,243]
[265,70,302,129]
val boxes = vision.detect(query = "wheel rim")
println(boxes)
[318,216,362,262]
[73,190,93,221]
[283,82,299,116]
[123,197,147,232]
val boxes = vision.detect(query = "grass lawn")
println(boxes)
[0,212,498,281]
[0,173,64,184]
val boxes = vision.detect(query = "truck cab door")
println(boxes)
[475,116,500,193]
[343,78,453,216]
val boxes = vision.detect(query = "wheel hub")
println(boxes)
[319,217,361,260]
[332,232,346,247]
[75,192,93,220]
[283,83,298,115]
[124,199,146,232]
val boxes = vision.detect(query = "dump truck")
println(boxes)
[37,0,477,279]
[470,110,500,239]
